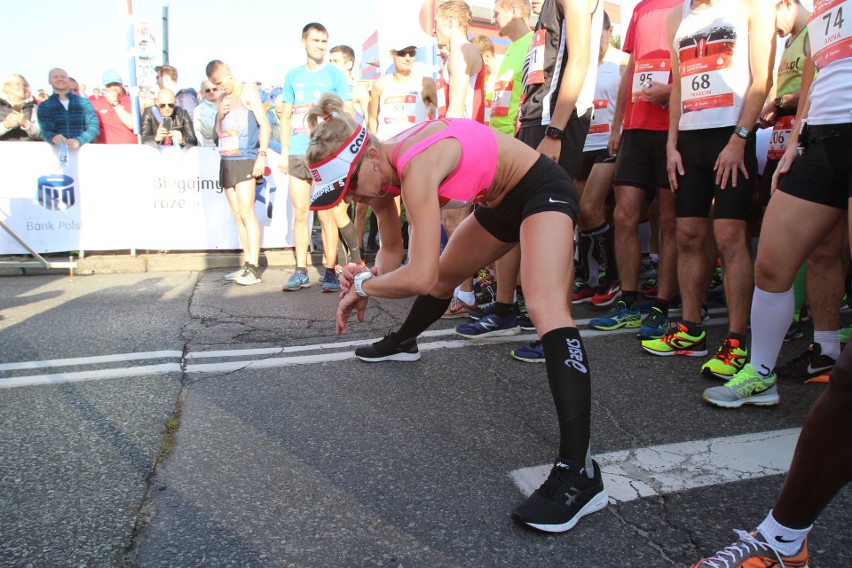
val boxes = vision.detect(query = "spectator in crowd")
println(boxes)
[37,68,99,148]
[91,87,102,99]
[78,83,87,97]
[193,79,219,147]
[1,73,40,141]
[207,59,270,286]
[155,64,198,115]
[278,22,353,293]
[36,89,48,103]
[141,88,197,148]
[69,77,81,96]
[90,70,136,144]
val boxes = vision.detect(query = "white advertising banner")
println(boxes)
[0,142,295,254]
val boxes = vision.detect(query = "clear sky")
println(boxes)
[3,0,382,94]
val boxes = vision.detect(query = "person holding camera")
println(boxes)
[141,88,196,148]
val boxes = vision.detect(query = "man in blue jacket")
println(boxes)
[37,68,99,148]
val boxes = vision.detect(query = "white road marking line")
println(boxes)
[510,428,800,503]
[0,309,732,385]
[0,351,183,372]
[0,363,182,389]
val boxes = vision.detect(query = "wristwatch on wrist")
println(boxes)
[111,101,120,107]
[354,271,374,297]
[773,96,783,110]
[733,126,750,140]
[545,125,565,140]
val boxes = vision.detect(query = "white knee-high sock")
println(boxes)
[750,286,794,376]
[813,329,841,360]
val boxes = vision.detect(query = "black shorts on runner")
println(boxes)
[778,123,852,211]
[516,108,592,179]
[289,155,313,181]
[675,126,757,220]
[474,154,579,243]
[219,158,256,189]
[575,148,612,181]
[613,129,670,193]
[761,158,779,206]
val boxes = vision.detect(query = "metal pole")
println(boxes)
[162,5,169,65]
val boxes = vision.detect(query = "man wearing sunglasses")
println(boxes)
[141,88,197,148]
[193,79,220,147]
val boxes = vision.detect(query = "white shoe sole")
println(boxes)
[524,489,609,533]
[641,346,708,357]
[455,326,520,339]
[703,392,781,408]
[355,351,422,363]
[236,278,261,286]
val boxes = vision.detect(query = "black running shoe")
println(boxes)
[512,459,607,533]
[354,333,421,362]
[776,343,834,385]
[518,312,536,331]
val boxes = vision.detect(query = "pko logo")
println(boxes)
[37,174,76,211]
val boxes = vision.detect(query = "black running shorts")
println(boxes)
[778,123,852,210]
[474,154,579,243]
[219,158,256,189]
[516,108,592,179]
[675,126,757,220]
[614,129,670,192]
[575,148,612,181]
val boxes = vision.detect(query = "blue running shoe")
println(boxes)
[511,340,545,363]
[638,307,668,340]
[456,313,520,338]
[283,270,311,291]
[322,272,341,293]
[589,301,641,331]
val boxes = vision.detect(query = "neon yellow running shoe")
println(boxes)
[701,338,747,379]
[641,323,707,357]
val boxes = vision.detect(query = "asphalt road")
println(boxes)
[1,269,849,567]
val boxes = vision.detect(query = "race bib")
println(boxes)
[292,104,311,136]
[807,0,851,69]
[526,29,547,86]
[632,58,672,102]
[382,94,417,126]
[491,79,513,117]
[588,99,611,134]
[767,115,796,160]
[680,54,735,113]
[217,129,240,156]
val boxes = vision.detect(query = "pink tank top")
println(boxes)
[387,119,498,208]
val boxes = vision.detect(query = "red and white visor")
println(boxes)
[308,124,368,210]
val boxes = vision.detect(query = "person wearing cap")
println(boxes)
[305,92,606,534]
[90,70,136,144]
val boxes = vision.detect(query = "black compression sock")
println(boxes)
[396,295,453,342]
[541,327,593,474]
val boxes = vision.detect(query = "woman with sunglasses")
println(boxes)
[306,92,607,533]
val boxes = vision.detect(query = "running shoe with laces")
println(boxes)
[701,338,747,380]
[590,281,622,307]
[703,363,780,408]
[236,264,261,286]
[572,281,597,304]
[637,307,668,340]
[321,272,341,293]
[456,312,520,338]
[588,301,641,331]
[468,301,497,321]
[354,333,421,362]
[225,263,248,282]
[776,343,834,385]
[691,529,808,568]
[283,270,311,291]
[641,323,707,357]
[442,296,476,319]
[512,459,608,533]
[511,340,545,363]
